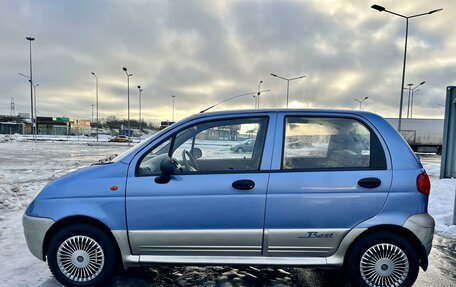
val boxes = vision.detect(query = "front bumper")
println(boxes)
[403,213,435,255]
[22,214,55,261]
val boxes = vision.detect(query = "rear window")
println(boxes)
[282,117,386,170]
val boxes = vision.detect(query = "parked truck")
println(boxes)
[386,118,444,154]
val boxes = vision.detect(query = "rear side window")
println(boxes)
[282,117,386,170]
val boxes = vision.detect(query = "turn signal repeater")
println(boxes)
[109,185,119,191]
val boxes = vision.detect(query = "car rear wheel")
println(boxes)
[47,224,116,287]
[345,231,419,287]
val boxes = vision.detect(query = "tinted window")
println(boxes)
[283,117,384,170]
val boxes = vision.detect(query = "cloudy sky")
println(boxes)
[0,0,455,123]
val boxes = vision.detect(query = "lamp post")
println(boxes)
[26,36,35,138]
[270,73,306,108]
[256,80,263,109]
[137,85,143,132]
[171,95,176,122]
[122,67,133,146]
[410,89,420,118]
[371,4,442,131]
[404,81,425,118]
[354,97,369,110]
[32,83,39,138]
[91,104,94,123]
[91,72,99,142]
[18,72,36,140]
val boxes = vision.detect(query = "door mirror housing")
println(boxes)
[191,147,202,160]
[155,156,175,184]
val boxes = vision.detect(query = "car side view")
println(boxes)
[230,139,256,153]
[23,109,434,287]
[109,135,130,142]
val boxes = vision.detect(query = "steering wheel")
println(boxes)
[182,149,199,171]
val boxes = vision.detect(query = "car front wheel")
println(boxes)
[47,224,117,287]
[346,231,419,287]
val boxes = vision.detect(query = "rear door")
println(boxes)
[264,112,392,257]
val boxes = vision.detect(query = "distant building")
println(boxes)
[160,121,175,130]
[0,115,25,134]
[197,125,241,141]
[70,119,91,135]
[37,117,68,135]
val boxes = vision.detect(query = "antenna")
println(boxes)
[10,97,16,116]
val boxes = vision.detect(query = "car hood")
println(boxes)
[32,161,129,202]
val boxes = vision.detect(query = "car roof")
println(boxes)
[185,108,378,121]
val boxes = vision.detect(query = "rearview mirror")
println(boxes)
[154,157,175,184]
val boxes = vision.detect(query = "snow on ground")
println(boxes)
[0,142,126,210]
[0,142,128,286]
[420,155,456,238]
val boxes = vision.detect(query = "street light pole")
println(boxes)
[256,80,263,109]
[122,67,133,147]
[137,85,143,132]
[91,104,94,123]
[32,83,39,138]
[410,89,419,118]
[26,37,35,139]
[270,73,306,108]
[354,97,369,110]
[411,81,425,118]
[406,83,413,118]
[171,95,176,122]
[371,4,442,132]
[91,72,99,142]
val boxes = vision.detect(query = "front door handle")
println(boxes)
[358,177,381,189]
[232,179,255,190]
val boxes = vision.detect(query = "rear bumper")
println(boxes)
[403,213,435,255]
[22,214,55,261]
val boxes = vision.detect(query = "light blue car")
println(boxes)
[23,109,434,287]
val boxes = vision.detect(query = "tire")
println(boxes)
[47,224,117,287]
[345,231,419,287]
[236,147,244,153]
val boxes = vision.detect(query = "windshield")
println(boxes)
[111,133,156,163]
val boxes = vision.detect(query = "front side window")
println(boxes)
[283,117,385,170]
[138,117,268,175]
[137,138,172,175]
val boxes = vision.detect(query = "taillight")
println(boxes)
[417,172,431,195]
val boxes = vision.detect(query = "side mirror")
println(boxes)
[154,157,175,184]
[191,148,202,160]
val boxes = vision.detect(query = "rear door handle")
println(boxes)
[232,179,255,190]
[358,177,381,189]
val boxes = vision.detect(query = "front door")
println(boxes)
[126,115,274,256]
[265,113,392,257]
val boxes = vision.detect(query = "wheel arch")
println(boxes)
[344,224,428,271]
[42,215,123,268]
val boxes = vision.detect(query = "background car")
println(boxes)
[108,135,130,142]
[230,139,255,153]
